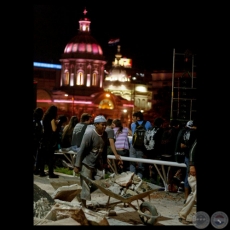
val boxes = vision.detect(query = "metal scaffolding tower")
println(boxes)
[170,49,197,125]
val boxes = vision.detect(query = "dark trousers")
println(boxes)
[35,142,55,175]
[34,145,46,174]
[117,149,130,172]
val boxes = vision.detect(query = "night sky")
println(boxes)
[34,4,198,72]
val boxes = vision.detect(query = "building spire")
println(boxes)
[79,8,91,32]
[115,45,122,65]
[83,8,87,16]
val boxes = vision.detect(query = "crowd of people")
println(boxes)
[33,106,197,223]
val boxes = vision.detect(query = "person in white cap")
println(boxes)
[178,139,197,224]
[73,115,108,208]
[175,120,197,203]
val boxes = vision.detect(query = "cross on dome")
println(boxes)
[83,8,87,15]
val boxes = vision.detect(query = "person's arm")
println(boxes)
[51,119,57,132]
[128,128,132,136]
[189,166,196,176]
[62,125,68,133]
[189,139,197,176]
[109,138,121,160]
[73,132,90,173]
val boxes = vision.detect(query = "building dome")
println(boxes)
[61,9,104,60]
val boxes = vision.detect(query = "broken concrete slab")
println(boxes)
[35,217,81,225]
[114,171,135,187]
[42,203,110,226]
[43,204,89,225]
[49,175,80,190]
[51,183,82,202]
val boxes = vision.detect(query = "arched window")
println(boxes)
[99,99,114,109]
[64,70,69,85]
[92,72,97,86]
[76,71,84,85]
[141,99,145,109]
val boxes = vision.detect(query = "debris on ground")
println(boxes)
[33,184,55,219]
[96,171,154,197]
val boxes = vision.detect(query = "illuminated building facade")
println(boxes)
[34,9,134,126]
[34,9,196,126]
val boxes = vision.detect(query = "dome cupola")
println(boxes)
[62,8,104,60]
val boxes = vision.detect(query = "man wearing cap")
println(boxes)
[178,139,197,224]
[73,115,108,208]
[71,113,92,152]
[177,120,197,203]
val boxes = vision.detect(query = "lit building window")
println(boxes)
[141,99,145,109]
[76,72,84,85]
[99,99,114,109]
[64,70,69,85]
[86,44,92,53]
[92,72,97,86]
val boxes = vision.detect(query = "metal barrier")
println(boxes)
[107,155,186,191]
[54,150,186,191]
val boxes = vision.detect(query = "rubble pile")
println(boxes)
[33,184,55,219]
[34,172,158,225]
[33,182,109,225]
[98,172,153,198]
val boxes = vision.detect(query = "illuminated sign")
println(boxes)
[113,58,132,68]
[33,62,61,69]
[37,99,92,104]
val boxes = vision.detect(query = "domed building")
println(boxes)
[35,9,134,126]
[59,8,105,95]
[34,9,197,127]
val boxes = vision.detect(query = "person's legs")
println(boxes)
[35,144,46,177]
[135,149,145,178]
[179,175,196,223]
[129,145,137,174]
[184,157,190,200]
[117,149,129,172]
[48,145,59,178]
[34,150,41,174]
[80,164,93,207]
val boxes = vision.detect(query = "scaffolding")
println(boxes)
[170,49,197,125]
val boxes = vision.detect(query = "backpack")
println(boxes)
[144,127,159,150]
[132,121,146,149]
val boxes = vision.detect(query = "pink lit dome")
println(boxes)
[63,33,103,59]
[62,9,104,60]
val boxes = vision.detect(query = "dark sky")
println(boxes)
[34,4,198,72]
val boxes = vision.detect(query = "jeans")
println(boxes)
[70,145,79,152]
[129,145,145,179]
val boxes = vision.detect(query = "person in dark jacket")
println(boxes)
[144,117,164,183]
[130,111,153,179]
[61,116,79,148]
[160,119,181,192]
[35,105,60,178]
[71,113,92,152]
[178,139,197,224]
[73,115,108,208]
[180,120,197,202]
[33,107,44,170]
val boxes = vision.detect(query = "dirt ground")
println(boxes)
[34,173,196,226]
